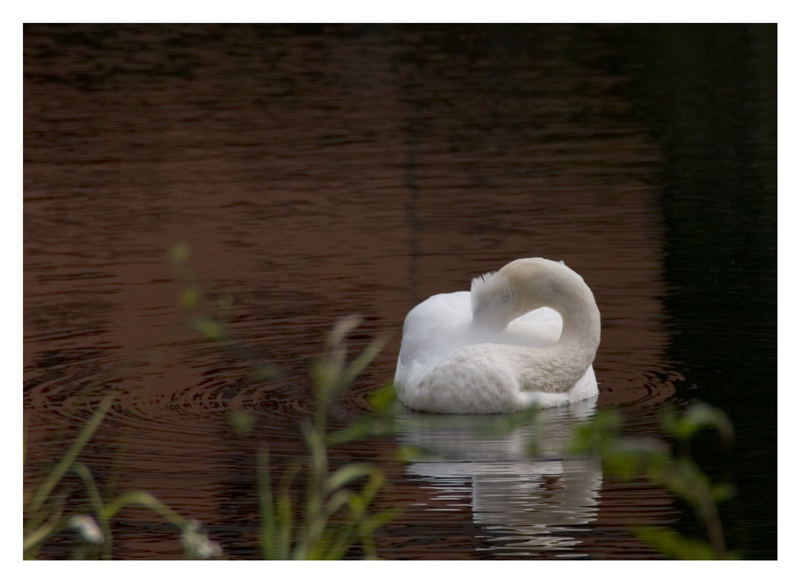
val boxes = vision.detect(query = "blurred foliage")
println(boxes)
[169,243,281,380]
[569,402,739,559]
[254,316,400,559]
[171,245,399,559]
[227,409,256,438]
[23,395,223,560]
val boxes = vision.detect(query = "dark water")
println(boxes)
[23,24,776,559]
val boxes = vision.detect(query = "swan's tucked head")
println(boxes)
[470,270,516,330]
[471,258,592,331]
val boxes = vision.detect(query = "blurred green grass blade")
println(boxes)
[71,463,105,521]
[168,242,191,265]
[341,335,389,388]
[326,415,395,445]
[276,492,293,560]
[325,463,375,494]
[103,491,185,529]
[300,421,326,476]
[23,500,66,553]
[227,409,255,438]
[257,450,277,559]
[277,461,301,559]
[28,394,115,514]
[366,383,396,412]
[71,461,113,557]
[191,315,225,342]
[634,526,717,559]
[661,401,734,444]
[324,489,355,517]
[180,287,200,309]
[710,482,736,503]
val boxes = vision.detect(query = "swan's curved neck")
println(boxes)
[542,288,600,349]
[475,259,601,361]
[503,261,601,391]
[471,259,601,359]
[511,269,600,353]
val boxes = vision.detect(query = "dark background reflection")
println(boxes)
[24,24,776,559]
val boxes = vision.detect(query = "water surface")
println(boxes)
[24,24,776,559]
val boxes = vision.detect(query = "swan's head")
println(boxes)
[471,258,593,331]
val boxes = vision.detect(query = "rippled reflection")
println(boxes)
[24,24,691,558]
[396,399,603,557]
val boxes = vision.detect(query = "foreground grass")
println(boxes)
[23,394,221,560]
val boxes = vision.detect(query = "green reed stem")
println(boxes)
[27,394,115,515]
[102,491,186,529]
[71,462,113,559]
[257,449,277,559]
[23,496,66,554]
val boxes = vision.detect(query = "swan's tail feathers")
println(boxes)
[470,271,496,293]
[470,271,496,311]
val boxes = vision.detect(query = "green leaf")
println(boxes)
[328,316,363,349]
[710,482,737,503]
[652,457,712,505]
[168,242,191,265]
[227,410,255,438]
[633,526,717,560]
[361,507,402,533]
[102,491,185,529]
[70,463,106,528]
[341,335,389,388]
[276,492,293,560]
[358,470,385,505]
[348,495,366,514]
[396,444,439,463]
[661,402,734,444]
[257,450,276,560]
[326,415,395,445]
[23,494,67,554]
[601,436,669,479]
[567,409,622,454]
[324,490,356,517]
[191,316,225,341]
[180,287,200,309]
[325,464,376,494]
[367,384,397,412]
[300,421,327,479]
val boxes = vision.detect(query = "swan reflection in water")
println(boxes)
[395,396,602,557]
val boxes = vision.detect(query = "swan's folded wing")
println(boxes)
[507,307,562,345]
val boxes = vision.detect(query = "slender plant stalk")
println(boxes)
[27,394,115,516]
[257,449,277,559]
[23,497,66,554]
[71,462,113,559]
[102,491,186,529]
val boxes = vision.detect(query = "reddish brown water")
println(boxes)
[24,24,776,559]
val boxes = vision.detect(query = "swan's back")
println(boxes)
[395,291,572,412]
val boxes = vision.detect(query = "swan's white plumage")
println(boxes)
[394,258,601,414]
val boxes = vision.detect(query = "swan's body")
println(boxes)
[394,258,601,414]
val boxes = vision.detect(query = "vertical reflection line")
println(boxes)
[402,71,423,301]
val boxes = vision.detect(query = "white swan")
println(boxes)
[394,258,601,414]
